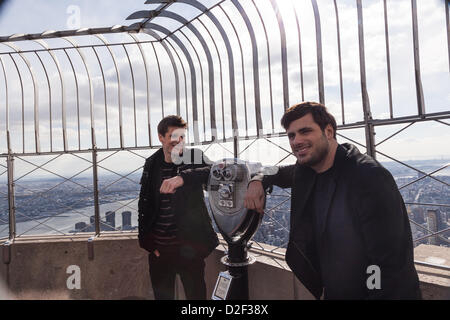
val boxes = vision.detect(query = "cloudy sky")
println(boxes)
[0,0,448,180]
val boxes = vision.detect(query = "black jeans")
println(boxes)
[148,247,207,300]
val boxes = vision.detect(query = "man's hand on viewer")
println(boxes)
[244,181,265,214]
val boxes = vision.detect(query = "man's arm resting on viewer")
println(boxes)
[244,165,295,214]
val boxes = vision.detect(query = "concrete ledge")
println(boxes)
[413,244,450,300]
[1,234,449,300]
[1,233,151,299]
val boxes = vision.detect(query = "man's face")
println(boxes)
[287,113,333,168]
[159,126,186,159]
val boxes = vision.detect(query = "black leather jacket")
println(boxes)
[252,143,421,299]
[138,148,218,259]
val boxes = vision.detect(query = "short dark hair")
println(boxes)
[280,102,337,138]
[157,115,187,136]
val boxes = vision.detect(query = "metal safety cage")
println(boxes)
[0,0,448,271]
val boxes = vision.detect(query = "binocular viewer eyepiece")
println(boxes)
[208,158,262,245]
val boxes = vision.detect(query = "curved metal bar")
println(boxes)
[157,10,216,140]
[356,0,375,158]
[269,0,290,109]
[159,39,181,116]
[33,51,52,151]
[218,4,248,137]
[311,0,325,104]
[122,44,138,147]
[292,2,305,102]
[167,38,196,144]
[91,46,109,149]
[196,17,225,141]
[0,56,10,152]
[163,32,192,144]
[382,0,393,119]
[62,48,81,150]
[0,25,137,44]
[143,23,200,144]
[177,0,238,141]
[33,39,68,151]
[411,0,425,116]
[61,37,96,149]
[147,31,182,114]
[4,52,25,153]
[229,0,263,136]
[446,0,450,73]
[132,30,182,145]
[179,29,206,141]
[2,42,40,153]
[129,33,154,146]
[150,42,165,120]
[251,0,275,133]
[333,0,345,124]
[93,34,124,149]
[291,3,305,104]
[128,33,152,146]
[60,37,100,236]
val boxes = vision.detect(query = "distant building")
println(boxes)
[105,211,115,229]
[411,207,425,224]
[122,211,132,230]
[426,209,446,246]
[71,210,137,234]
[75,222,87,232]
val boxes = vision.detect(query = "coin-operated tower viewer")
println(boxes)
[207,159,263,300]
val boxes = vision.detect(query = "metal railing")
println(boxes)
[0,0,449,268]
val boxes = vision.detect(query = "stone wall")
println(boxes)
[0,234,448,300]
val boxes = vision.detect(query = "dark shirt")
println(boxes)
[151,159,181,247]
[311,166,336,278]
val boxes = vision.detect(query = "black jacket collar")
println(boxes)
[147,148,164,166]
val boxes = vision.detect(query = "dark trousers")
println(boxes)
[148,248,207,300]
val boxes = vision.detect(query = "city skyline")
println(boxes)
[1,158,448,249]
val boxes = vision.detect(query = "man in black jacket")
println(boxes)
[245,102,421,299]
[138,115,218,300]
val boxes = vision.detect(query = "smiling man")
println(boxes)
[138,115,218,300]
[244,102,421,300]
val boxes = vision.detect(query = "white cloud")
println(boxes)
[0,0,448,162]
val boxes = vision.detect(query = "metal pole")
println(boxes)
[356,0,376,159]
[311,0,325,105]
[334,0,345,124]
[411,0,425,116]
[270,0,290,109]
[383,0,394,119]
[227,242,249,300]
[7,153,16,240]
[92,148,101,236]
[230,0,262,136]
